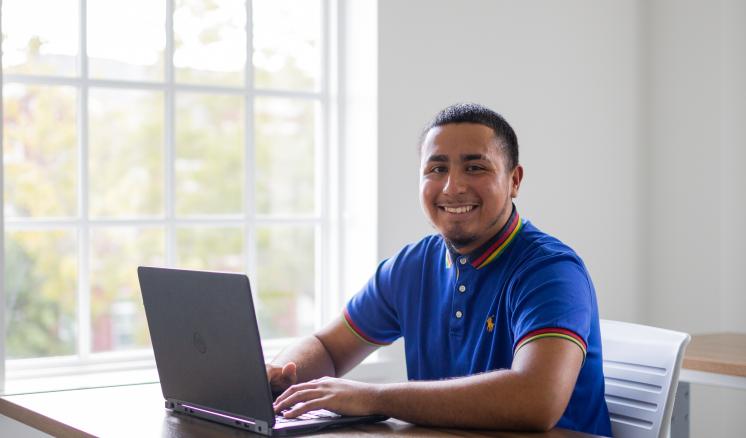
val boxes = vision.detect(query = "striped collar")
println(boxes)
[445,206,523,270]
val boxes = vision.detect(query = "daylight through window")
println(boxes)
[2,0,330,369]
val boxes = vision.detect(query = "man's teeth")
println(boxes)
[443,206,474,214]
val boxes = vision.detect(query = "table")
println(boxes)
[0,383,602,438]
[679,332,746,390]
[670,333,746,438]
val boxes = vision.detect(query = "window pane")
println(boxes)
[253,0,321,91]
[87,0,165,81]
[175,226,244,272]
[4,230,77,359]
[89,88,164,218]
[256,225,315,338]
[175,93,244,216]
[255,98,316,215]
[90,227,164,353]
[3,84,77,218]
[1,0,78,76]
[174,0,246,85]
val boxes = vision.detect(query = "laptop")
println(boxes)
[138,266,388,436]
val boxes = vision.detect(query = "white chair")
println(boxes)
[600,320,690,438]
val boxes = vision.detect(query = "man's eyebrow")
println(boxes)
[425,154,448,163]
[462,154,486,161]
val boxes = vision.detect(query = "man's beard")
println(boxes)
[445,233,479,250]
[442,215,502,252]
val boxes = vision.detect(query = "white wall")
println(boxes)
[644,0,746,334]
[644,0,746,335]
[377,0,643,321]
[644,0,746,436]
[375,0,745,436]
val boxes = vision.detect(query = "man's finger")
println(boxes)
[281,361,297,379]
[282,396,328,418]
[273,382,313,407]
[274,383,316,410]
[273,383,302,406]
[275,389,315,412]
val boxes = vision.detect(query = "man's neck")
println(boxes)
[449,204,517,257]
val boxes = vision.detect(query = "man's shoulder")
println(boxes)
[514,220,584,263]
[506,220,590,285]
[506,221,597,316]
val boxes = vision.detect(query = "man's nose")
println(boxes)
[443,172,466,194]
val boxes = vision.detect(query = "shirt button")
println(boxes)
[455,310,463,318]
[458,285,466,293]
[459,257,467,265]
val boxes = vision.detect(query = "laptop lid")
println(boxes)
[138,266,276,432]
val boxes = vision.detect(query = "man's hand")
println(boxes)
[273,377,380,418]
[266,362,298,397]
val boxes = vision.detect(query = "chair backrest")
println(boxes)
[600,319,690,438]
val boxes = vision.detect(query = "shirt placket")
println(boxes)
[450,255,471,337]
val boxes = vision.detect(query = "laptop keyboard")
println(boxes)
[275,408,342,423]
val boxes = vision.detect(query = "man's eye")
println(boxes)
[466,165,485,172]
[430,166,447,174]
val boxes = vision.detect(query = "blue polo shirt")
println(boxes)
[344,208,611,436]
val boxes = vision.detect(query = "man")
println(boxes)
[268,103,611,436]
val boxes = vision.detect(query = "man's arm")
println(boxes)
[273,337,583,432]
[267,316,379,395]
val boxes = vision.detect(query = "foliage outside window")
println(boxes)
[2,0,327,364]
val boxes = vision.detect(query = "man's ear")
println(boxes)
[510,164,524,198]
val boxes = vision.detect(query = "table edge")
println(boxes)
[682,357,746,378]
[0,397,95,438]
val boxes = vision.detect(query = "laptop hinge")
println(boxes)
[166,399,272,436]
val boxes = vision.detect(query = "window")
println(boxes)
[2,0,335,385]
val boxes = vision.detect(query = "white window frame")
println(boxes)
[0,4,5,393]
[1,0,343,392]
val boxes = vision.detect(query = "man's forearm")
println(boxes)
[373,370,561,431]
[272,333,580,431]
[271,335,337,382]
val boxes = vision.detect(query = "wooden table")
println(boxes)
[667,333,746,438]
[680,333,746,390]
[3,333,743,437]
[0,383,602,438]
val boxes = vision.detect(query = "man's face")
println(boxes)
[419,123,523,255]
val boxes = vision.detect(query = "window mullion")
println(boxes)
[0,0,6,393]
[319,0,338,326]
[165,0,176,266]
[245,0,257,284]
[316,8,328,328]
[77,0,92,362]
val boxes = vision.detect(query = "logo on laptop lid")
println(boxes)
[193,332,207,354]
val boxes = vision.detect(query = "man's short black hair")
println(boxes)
[420,103,519,170]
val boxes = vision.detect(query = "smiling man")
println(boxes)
[268,103,611,436]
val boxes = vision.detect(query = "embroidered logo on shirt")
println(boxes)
[486,315,495,333]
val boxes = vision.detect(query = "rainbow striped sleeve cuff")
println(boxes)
[342,308,391,347]
[514,328,587,362]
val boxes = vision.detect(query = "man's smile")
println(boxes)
[438,204,479,215]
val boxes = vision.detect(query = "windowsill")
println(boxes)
[3,359,159,396]
[3,341,407,396]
